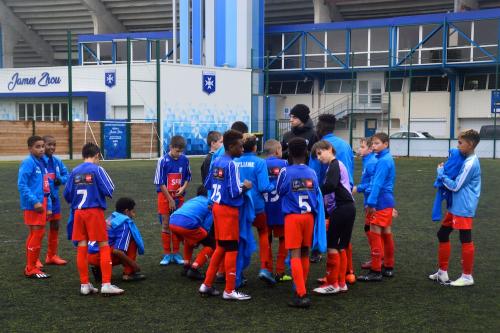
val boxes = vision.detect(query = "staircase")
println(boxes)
[311,94,387,122]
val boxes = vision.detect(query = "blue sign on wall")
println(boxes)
[103,123,128,159]
[491,90,500,113]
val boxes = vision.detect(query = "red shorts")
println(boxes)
[442,212,473,230]
[72,208,108,242]
[157,192,184,215]
[269,225,284,238]
[24,198,48,226]
[284,213,314,250]
[48,213,62,222]
[368,208,393,228]
[253,212,268,230]
[212,203,239,241]
[170,224,208,246]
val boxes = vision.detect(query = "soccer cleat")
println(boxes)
[122,272,146,282]
[316,276,327,284]
[171,253,184,265]
[45,255,68,265]
[101,283,124,296]
[338,284,348,293]
[36,259,44,269]
[382,267,394,278]
[90,265,102,283]
[199,283,221,297]
[450,275,474,287]
[159,254,172,266]
[80,283,98,296]
[313,284,339,295]
[275,273,293,282]
[222,290,252,301]
[187,267,205,281]
[24,268,50,279]
[309,252,322,263]
[288,294,311,308]
[357,271,383,282]
[428,270,451,284]
[258,269,276,285]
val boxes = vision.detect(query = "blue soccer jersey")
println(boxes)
[204,154,244,207]
[170,195,212,230]
[235,152,274,214]
[357,152,377,205]
[277,164,319,215]
[88,218,131,254]
[64,162,114,210]
[154,153,192,193]
[264,157,288,226]
[366,148,396,210]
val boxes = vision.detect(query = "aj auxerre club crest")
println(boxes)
[202,71,216,95]
[105,71,116,88]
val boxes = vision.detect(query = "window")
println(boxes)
[17,102,69,121]
[463,75,487,90]
[428,77,448,91]
[280,81,298,94]
[325,80,342,93]
[410,77,428,92]
[488,74,500,90]
[296,81,313,94]
[340,80,354,93]
[385,78,404,92]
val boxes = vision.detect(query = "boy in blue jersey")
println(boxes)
[263,139,290,282]
[88,197,146,282]
[18,136,52,279]
[277,138,321,308]
[154,135,192,266]
[235,134,275,285]
[358,133,396,282]
[429,130,481,287]
[199,130,253,301]
[309,114,354,265]
[42,135,69,265]
[170,186,215,280]
[353,137,378,269]
[201,131,222,183]
[64,143,123,296]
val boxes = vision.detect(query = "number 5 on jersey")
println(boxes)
[298,195,311,213]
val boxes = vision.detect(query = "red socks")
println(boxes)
[99,245,112,284]
[26,228,45,271]
[369,232,382,272]
[438,242,451,271]
[47,228,59,258]
[204,246,225,287]
[224,251,238,293]
[461,242,474,275]
[172,233,181,253]
[76,246,89,284]
[346,243,353,274]
[326,252,340,286]
[193,246,214,269]
[255,226,270,269]
[161,232,171,254]
[183,242,194,265]
[276,238,286,275]
[382,233,395,268]
[290,258,306,297]
[301,256,310,284]
[339,250,347,286]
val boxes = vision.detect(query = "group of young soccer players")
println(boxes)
[17,103,482,306]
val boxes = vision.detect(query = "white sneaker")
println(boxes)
[450,275,474,287]
[428,269,450,284]
[338,284,348,293]
[313,284,340,295]
[222,290,252,301]
[80,283,98,296]
[199,283,221,297]
[101,283,124,296]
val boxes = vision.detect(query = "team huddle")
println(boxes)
[17,104,482,307]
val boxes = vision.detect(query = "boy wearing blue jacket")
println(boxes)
[42,135,69,265]
[358,133,396,282]
[18,136,52,279]
[235,134,275,285]
[170,186,215,280]
[429,130,481,287]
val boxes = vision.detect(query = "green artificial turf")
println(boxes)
[0,157,499,332]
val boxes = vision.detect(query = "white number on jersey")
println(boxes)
[211,184,222,204]
[298,195,311,213]
[77,189,88,209]
[264,190,280,203]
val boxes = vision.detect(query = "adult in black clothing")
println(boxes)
[281,104,318,161]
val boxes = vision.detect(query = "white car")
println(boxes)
[389,131,434,139]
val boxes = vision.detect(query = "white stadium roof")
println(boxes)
[0,0,499,67]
